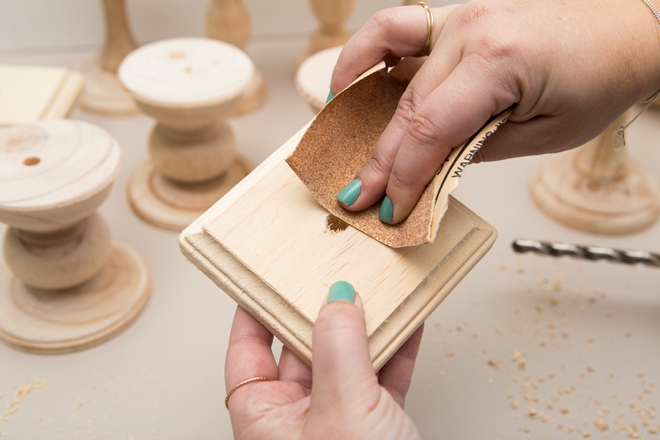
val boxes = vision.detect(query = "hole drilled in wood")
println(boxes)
[326,214,349,233]
[23,157,40,166]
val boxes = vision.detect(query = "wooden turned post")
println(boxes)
[297,0,356,67]
[118,38,255,231]
[531,114,660,234]
[205,0,266,116]
[0,120,150,353]
[79,0,140,115]
[295,46,343,113]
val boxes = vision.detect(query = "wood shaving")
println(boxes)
[1,379,49,422]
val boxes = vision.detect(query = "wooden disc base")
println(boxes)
[127,156,253,231]
[78,60,139,116]
[531,153,660,235]
[0,243,150,353]
[232,68,266,116]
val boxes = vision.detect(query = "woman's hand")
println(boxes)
[225,282,424,440]
[331,0,660,224]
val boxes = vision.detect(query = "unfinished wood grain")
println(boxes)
[0,120,150,353]
[531,115,660,234]
[119,38,254,231]
[0,66,84,127]
[180,125,497,370]
[78,0,139,115]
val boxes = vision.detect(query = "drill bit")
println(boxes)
[512,239,660,269]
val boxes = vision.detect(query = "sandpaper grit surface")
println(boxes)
[287,66,510,248]
[286,68,436,248]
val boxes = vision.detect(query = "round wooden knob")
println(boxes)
[0,120,149,353]
[119,38,255,231]
[295,46,342,113]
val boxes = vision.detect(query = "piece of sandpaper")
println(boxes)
[286,64,511,248]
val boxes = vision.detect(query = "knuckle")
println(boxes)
[365,152,388,177]
[369,9,399,36]
[389,166,426,193]
[407,112,442,146]
[455,1,492,27]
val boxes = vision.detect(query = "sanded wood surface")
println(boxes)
[0,66,84,126]
[180,126,497,369]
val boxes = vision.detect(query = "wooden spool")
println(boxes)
[180,125,497,370]
[531,116,660,234]
[79,0,140,115]
[0,120,150,353]
[295,46,343,113]
[118,38,255,231]
[297,0,356,68]
[205,0,266,116]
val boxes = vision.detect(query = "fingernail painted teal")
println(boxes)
[337,180,361,206]
[379,196,394,223]
[325,90,334,104]
[328,281,355,303]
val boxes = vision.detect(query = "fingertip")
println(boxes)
[328,280,355,303]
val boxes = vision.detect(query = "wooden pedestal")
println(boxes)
[119,38,255,231]
[297,0,355,68]
[205,0,267,116]
[0,120,150,353]
[180,125,497,370]
[78,0,139,115]
[531,118,660,235]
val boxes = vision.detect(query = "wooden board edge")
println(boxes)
[179,229,315,367]
[42,71,86,119]
[371,214,497,370]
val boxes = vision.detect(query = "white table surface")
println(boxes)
[1,38,659,440]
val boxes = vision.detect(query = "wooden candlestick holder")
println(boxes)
[205,0,266,116]
[79,0,139,115]
[297,0,356,67]
[119,38,255,231]
[531,115,660,234]
[0,120,150,353]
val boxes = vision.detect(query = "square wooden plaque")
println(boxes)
[179,125,497,370]
[0,65,85,127]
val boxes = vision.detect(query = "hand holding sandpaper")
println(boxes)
[287,63,510,247]
[325,2,660,226]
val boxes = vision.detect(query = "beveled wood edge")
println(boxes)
[370,206,497,370]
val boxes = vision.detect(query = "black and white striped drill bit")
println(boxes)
[512,239,660,269]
